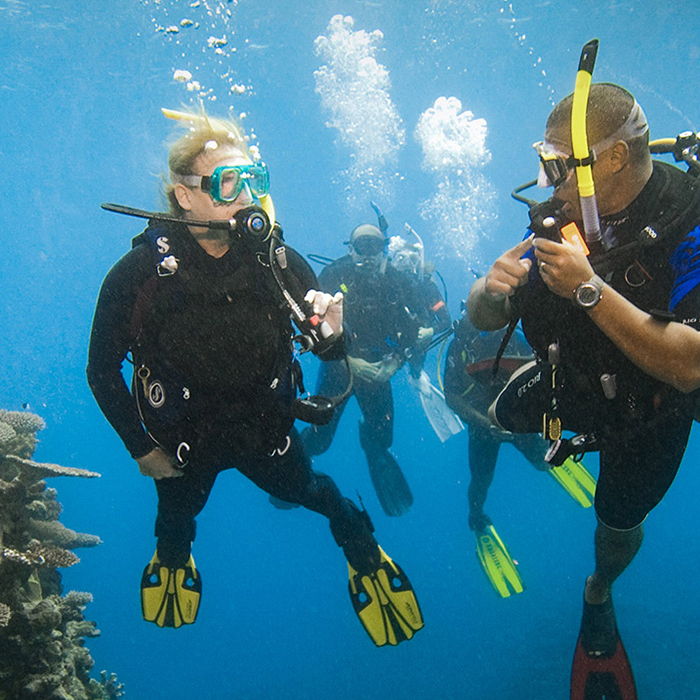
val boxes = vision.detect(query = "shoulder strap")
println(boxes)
[592,162,700,276]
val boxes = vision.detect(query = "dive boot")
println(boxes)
[140,551,202,628]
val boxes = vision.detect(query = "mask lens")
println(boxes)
[393,251,420,270]
[210,163,270,202]
[217,168,243,201]
[353,237,385,256]
[245,164,270,197]
[540,155,569,188]
[533,141,572,188]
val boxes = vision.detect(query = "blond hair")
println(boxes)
[165,107,251,214]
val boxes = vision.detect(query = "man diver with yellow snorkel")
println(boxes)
[468,41,700,699]
[86,107,423,646]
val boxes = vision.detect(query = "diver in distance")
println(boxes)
[387,227,464,443]
[443,312,596,598]
[468,64,700,698]
[387,226,452,376]
[86,107,423,646]
[297,220,420,517]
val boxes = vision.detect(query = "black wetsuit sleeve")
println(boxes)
[86,248,156,460]
[317,257,345,294]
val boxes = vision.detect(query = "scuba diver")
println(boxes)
[468,59,700,699]
[443,312,596,598]
[86,108,423,647]
[298,221,420,517]
[387,225,452,375]
[388,226,463,443]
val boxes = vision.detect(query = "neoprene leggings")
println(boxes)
[491,361,693,529]
[301,360,394,455]
[154,428,357,567]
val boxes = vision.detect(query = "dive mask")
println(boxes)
[392,249,422,272]
[533,141,577,189]
[351,236,385,257]
[179,162,270,203]
[534,99,649,189]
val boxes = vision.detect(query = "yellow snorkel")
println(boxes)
[161,107,277,227]
[571,39,602,244]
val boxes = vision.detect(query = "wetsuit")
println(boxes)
[300,255,419,516]
[87,221,373,568]
[301,256,418,455]
[492,161,700,530]
[405,272,451,375]
[444,316,547,531]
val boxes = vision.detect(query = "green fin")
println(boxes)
[549,457,597,508]
[140,552,202,628]
[475,525,525,598]
[348,546,424,647]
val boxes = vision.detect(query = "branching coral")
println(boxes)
[27,520,102,550]
[0,603,10,627]
[4,455,100,480]
[0,410,46,434]
[0,408,121,699]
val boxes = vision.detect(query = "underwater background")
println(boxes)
[3,0,700,697]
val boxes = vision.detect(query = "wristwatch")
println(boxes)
[573,274,605,309]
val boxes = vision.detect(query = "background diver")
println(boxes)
[297,220,420,517]
[443,312,596,597]
[387,227,464,444]
[87,107,423,646]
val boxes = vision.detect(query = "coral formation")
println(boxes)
[0,409,124,699]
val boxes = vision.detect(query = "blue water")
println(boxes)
[3,1,700,697]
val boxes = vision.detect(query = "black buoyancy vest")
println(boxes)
[128,221,299,454]
[518,161,700,416]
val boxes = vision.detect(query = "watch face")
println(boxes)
[576,282,601,307]
[578,285,598,305]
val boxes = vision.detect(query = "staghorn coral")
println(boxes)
[0,423,16,446]
[0,410,46,434]
[0,604,10,627]
[1,546,45,566]
[0,408,122,699]
[29,544,80,569]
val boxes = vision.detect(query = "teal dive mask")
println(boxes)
[179,163,270,203]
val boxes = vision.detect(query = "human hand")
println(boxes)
[416,326,434,348]
[373,354,403,383]
[347,355,382,381]
[305,289,344,337]
[136,447,183,479]
[533,237,595,300]
[484,236,534,298]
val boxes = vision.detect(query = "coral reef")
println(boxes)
[0,409,124,699]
